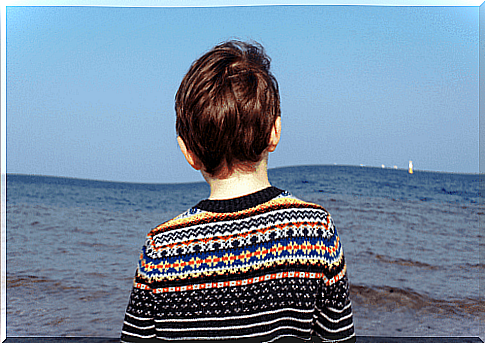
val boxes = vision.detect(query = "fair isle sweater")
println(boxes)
[121,187,355,343]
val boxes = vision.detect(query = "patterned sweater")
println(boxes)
[121,187,355,342]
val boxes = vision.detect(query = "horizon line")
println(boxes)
[4,163,481,185]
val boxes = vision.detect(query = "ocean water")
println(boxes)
[5,165,484,338]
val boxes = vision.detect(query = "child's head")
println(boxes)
[175,40,281,179]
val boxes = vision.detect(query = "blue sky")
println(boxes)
[4,1,481,183]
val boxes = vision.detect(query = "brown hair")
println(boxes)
[175,40,280,177]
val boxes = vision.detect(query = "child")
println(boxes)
[121,40,355,343]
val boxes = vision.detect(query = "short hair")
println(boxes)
[175,40,281,177]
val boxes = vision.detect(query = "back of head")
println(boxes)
[175,40,280,178]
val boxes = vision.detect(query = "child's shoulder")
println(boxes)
[147,189,331,239]
[272,190,330,212]
[147,207,209,238]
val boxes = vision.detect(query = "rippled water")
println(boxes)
[6,166,483,337]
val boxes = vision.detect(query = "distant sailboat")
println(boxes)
[408,161,413,174]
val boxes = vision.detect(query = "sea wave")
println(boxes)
[350,284,483,316]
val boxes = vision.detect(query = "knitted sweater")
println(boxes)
[121,187,355,343]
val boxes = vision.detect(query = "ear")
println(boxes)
[177,136,203,171]
[267,116,281,153]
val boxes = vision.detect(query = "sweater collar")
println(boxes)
[195,186,284,213]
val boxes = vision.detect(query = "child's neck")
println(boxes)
[203,157,272,200]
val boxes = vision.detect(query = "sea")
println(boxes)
[5,165,484,338]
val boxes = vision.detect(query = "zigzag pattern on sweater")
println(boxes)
[149,207,335,248]
[149,196,323,235]
[137,196,345,286]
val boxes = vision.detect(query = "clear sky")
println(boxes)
[4,1,481,183]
